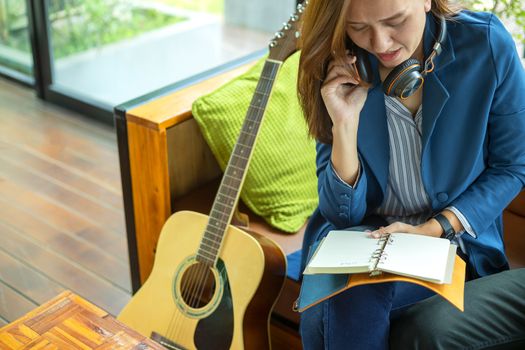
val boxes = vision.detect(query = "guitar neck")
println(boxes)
[197,59,283,265]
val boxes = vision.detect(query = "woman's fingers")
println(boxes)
[368,222,409,238]
[367,225,386,238]
[367,222,436,239]
[324,55,359,84]
[320,54,369,125]
[323,65,358,85]
[321,75,359,92]
[327,54,357,71]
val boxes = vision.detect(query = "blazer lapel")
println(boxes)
[421,15,454,188]
[358,83,389,198]
[421,14,455,148]
[421,73,450,153]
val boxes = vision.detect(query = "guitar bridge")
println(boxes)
[151,332,188,350]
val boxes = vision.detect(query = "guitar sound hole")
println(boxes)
[180,262,216,309]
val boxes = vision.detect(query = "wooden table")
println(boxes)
[0,291,165,349]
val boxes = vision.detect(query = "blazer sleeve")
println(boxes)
[450,15,525,234]
[315,141,368,228]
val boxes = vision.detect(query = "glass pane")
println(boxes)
[0,0,33,77]
[48,0,297,107]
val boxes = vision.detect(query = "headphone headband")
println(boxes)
[435,15,447,53]
[424,15,447,75]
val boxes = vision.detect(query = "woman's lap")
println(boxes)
[300,225,435,350]
[300,282,434,350]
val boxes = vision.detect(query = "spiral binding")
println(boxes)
[368,234,393,276]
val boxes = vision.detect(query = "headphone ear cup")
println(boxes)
[382,58,423,97]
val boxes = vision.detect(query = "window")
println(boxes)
[48,0,297,107]
[0,0,33,80]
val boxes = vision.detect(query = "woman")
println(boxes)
[297,0,525,348]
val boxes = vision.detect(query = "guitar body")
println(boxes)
[118,211,286,350]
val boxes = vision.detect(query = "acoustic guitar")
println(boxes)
[117,3,307,349]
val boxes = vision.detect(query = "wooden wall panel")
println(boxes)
[126,122,171,284]
[167,118,221,199]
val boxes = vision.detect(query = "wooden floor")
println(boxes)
[0,77,131,327]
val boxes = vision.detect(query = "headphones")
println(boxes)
[353,15,447,99]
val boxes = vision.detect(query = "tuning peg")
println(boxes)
[269,40,278,48]
[297,4,304,13]
[274,31,284,39]
[283,23,292,30]
[304,0,309,5]
[290,14,299,22]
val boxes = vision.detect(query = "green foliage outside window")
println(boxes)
[155,0,223,14]
[49,0,186,59]
[0,0,224,75]
[0,0,190,59]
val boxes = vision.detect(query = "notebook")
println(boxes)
[303,230,457,284]
[296,232,466,313]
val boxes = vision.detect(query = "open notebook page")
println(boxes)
[378,233,456,283]
[303,231,380,274]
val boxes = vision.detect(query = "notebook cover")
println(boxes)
[296,242,466,312]
[296,240,351,312]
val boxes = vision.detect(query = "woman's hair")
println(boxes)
[297,0,461,144]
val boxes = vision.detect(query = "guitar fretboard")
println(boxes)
[197,60,282,265]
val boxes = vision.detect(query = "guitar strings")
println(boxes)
[171,262,228,344]
[162,61,279,346]
[169,218,224,341]
[189,145,250,316]
[167,213,225,340]
[165,260,191,342]
[172,60,278,343]
[165,224,219,342]
[168,260,206,342]
[167,250,213,341]
[183,61,276,321]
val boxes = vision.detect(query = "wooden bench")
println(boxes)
[115,59,525,349]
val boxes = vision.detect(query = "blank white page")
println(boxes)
[304,230,380,274]
[378,233,454,283]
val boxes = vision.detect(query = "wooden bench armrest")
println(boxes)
[126,62,255,131]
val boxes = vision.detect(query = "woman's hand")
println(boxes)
[369,221,442,238]
[321,54,369,127]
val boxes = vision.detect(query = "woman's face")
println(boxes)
[346,0,431,69]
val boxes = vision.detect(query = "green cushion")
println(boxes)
[192,52,318,233]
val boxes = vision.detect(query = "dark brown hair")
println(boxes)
[297,0,461,143]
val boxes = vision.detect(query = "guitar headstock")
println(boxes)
[267,0,308,62]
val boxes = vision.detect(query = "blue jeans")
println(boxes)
[299,226,435,350]
[300,281,434,350]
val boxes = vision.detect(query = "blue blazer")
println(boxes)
[301,11,525,277]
